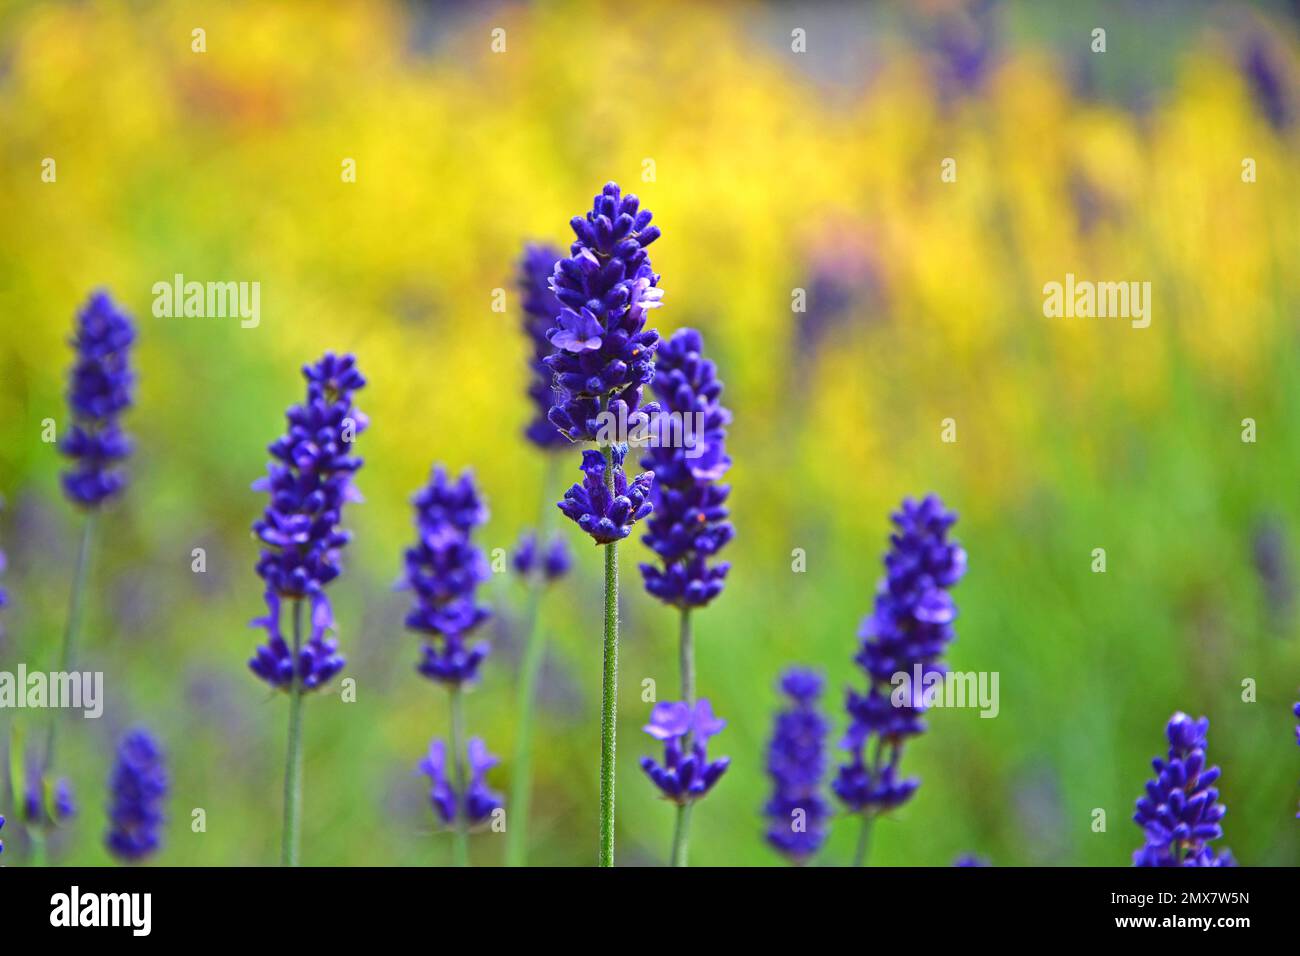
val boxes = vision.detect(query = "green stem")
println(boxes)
[852,812,875,867]
[43,515,95,771]
[598,447,619,867]
[506,456,561,867]
[449,686,470,867]
[670,801,694,867]
[280,597,305,867]
[678,607,695,709]
[29,828,46,868]
[669,607,695,867]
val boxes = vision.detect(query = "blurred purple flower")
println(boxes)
[105,729,167,862]
[60,290,136,508]
[518,243,571,449]
[764,668,830,863]
[418,736,503,827]
[1241,33,1293,131]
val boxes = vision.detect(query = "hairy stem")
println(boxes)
[280,597,305,867]
[598,446,619,867]
[669,607,695,866]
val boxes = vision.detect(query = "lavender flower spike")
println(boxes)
[0,544,7,610]
[1133,712,1234,867]
[0,814,5,855]
[764,669,830,864]
[400,467,493,686]
[61,291,136,508]
[836,495,966,864]
[105,730,167,862]
[544,182,663,443]
[418,737,504,827]
[640,699,730,804]
[250,352,366,868]
[249,352,366,691]
[512,530,571,583]
[519,243,570,449]
[640,328,733,608]
[558,445,654,545]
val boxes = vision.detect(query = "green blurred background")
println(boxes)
[0,0,1298,866]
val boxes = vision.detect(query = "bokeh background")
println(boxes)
[0,0,1298,866]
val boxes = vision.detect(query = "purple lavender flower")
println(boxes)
[1252,519,1294,626]
[401,467,492,686]
[1133,713,1234,867]
[543,182,662,443]
[24,773,75,825]
[764,668,830,863]
[512,530,571,583]
[558,445,654,545]
[0,545,7,609]
[1241,33,1293,131]
[60,291,136,508]
[834,495,967,815]
[954,854,990,867]
[519,243,570,449]
[0,814,5,855]
[929,0,999,105]
[639,699,730,805]
[639,329,733,608]
[105,730,167,862]
[248,353,366,691]
[418,737,503,826]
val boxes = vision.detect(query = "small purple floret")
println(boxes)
[639,699,730,805]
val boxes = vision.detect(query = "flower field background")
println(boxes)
[0,0,1298,866]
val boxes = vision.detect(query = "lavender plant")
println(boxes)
[547,182,662,866]
[638,328,732,864]
[764,668,830,864]
[506,243,575,865]
[835,495,967,866]
[401,466,501,865]
[35,291,135,863]
[248,352,366,865]
[105,730,167,863]
[1132,712,1234,866]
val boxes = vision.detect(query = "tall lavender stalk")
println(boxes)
[400,466,502,865]
[547,182,662,865]
[638,328,733,864]
[1132,712,1234,866]
[27,291,135,865]
[834,495,966,866]
[506,242,572,866]
[248,353,366,866]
